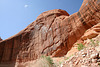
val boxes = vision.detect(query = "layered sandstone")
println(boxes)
[0,0,100,66]
[0,37,2,41]
[81,23,100,40]
[64,22,100,59]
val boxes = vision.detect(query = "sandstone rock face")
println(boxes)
[0,37,2,41]
[0,0,100,66]
[81,23,100,40]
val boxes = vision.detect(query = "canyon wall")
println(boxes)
[0,37,2,41]
[0,0,100,65]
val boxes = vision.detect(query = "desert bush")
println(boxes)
[32,55,57,67]
[65,54,74,60]
[77,43,85,51]
[89,39,99,47]
[40,55,56,67]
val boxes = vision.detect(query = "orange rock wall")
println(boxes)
[0,0,100,64]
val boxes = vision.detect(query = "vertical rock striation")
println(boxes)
[0,0,100,65]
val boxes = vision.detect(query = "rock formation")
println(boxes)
[62,41,100,67]
[81,23,100,40]
[0,37,2,41]
[0,0,100,66]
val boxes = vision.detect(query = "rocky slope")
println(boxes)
[0,0,100,67]
[62,35,100,67]
[65,23,100,57]
[61,21,100,67]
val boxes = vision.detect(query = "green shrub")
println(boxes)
[59,61,63,65]
[77,43,85,51]
[65,54,73,60]
[89,39,99,47]
[40,55,56,67]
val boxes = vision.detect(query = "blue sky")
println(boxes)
[0,0,83,40]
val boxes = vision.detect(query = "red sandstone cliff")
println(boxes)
[0,0,100,66]
[0,37,2,41]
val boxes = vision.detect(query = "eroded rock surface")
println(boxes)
[0,0,100,66]
[81,23,100,40]
[0,37,2,41]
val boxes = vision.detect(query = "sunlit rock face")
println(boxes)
[0,0,100,66]
[0,37,2,41]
